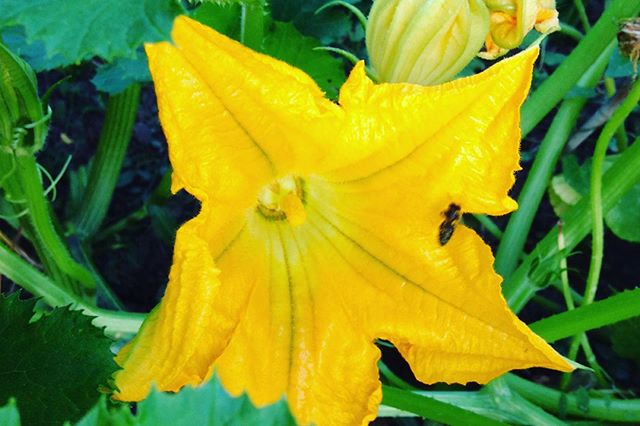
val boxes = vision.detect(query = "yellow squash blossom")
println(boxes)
[481,0,560,59]
[114,15,572,426]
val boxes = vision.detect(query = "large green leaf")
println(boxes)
[0,293,118,426]
[92,50,151,94]
[76,377,295,426]
[192,5,347,99]
[0,0,183,69]
[263,21,346,99]
[269,0,363,46]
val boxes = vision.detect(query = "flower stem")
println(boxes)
[573,0,591,32]
[74,84,140,239]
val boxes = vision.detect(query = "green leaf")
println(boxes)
[548,154,640,241]
[139,380,295,425]
[604,183,640,242]
[0,293,118,426]
[263,21,345,99]
[193,7,347,99]
[0,0,184,69]
[270,0,362,46]
[76,376,295,426]
[191,2,243,40]
[609,316,640,365]
[92,50,151,94]
[74,396,134,426]
[1,26,65,71]
[0,399,20,426]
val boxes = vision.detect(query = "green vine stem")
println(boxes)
[315,1,367,31]
[381,385,503,426]
[530,288,640,342]
[573,0,591,31]
[504,137,640,312]
[0,240,143,335]
[559,22,584,41]
[557,222,607,387]
[13,151,94,289]
[0,153,66,290]
[494,42,614,279]
[74,84,140,239]
[584,78,640,306]
[505,374,640,423]
[520,0,640,138]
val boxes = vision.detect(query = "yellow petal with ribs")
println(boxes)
[333,48,538,216]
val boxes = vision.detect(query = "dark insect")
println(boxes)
[618,18,640,77]
[438,203,461,246]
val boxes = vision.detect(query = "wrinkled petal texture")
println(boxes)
[114,16,572,426]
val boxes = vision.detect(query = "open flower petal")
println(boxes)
[212,216,383,424]
[305,186,570,383]
[116,16,572,426]
[332,48,538,216]
[166,17,341,183]
[114,217,231,401]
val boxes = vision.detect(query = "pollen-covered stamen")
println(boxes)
[257,175,306,226]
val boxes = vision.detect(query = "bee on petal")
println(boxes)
[439,203,461,246]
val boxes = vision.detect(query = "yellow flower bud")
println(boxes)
[366,0,490,85]
[480,0,560,59]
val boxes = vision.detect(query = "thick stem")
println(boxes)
[14,151,93,289]
[75,84,140,239]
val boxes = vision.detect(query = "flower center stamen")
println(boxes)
[257,175,306,227]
